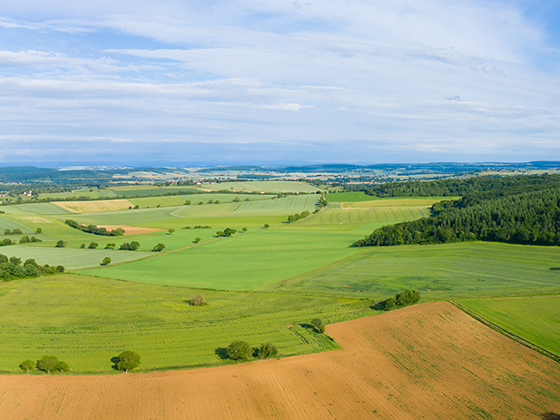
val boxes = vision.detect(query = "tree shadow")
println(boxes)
[110,356,120,371]
[215,347,229,360]
[299,323,315,331]
[540,413,560,420]
[370,301,386,311]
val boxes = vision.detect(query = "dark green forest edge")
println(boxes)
[357,174,560,247]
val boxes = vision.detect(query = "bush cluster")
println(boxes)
[287,211,310,223]
[380,290,420,311]
[65,219,125,236]
[0,255,64,281]
[20,355,70,374]
[119,241,140,251]
[226,341,279,360]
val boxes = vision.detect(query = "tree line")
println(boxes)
[364,174,560,198]
[356,187,560,247]
[65,220,125,236]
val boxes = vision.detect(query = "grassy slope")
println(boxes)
[270,242,560,299]
[128,193,274,209]
[326,191,380,202]
[0,275,371,372]
[457,296,560,356]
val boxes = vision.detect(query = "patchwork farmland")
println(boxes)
[1,178,560,419]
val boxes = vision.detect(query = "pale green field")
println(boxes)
[1,203,73,215]
[0,216,35,234]
[326,191,380,202]
[200,181,321,193]
[458,296,560,356]
[298,206,428,226]
[340,196,457,208]
[0,245,151,269]
[39,189,118,200]
[128,193,274,209]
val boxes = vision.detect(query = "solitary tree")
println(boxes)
[19,359,35,373]
[257,343,278,359]
[168,228,175,235]
[117,351,141,372]
[80,243,86,248]
[36,228,42,234]
[226,341,251,360]
[55,240,66,248]
[194,237,201,244]
[242,227,247,232]
[88,242,99,249]
[101,257,111,266]
[130,241,140,250]
[36,355,60,374]
[263,224,269,229]
[184,200,191,205]
[311,318,325,333]
[105,243,115,249]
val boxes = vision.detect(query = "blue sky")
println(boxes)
[0,0,559,165]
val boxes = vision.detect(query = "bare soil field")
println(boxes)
[1,302,559,420]
[53,199,134,213]
[97,224,165,235]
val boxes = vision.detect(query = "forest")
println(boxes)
[357,177,560,247]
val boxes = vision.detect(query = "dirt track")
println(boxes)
[1,302,559,419]
[97,225,165,236]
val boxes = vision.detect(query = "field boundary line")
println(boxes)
[450,300,560,364]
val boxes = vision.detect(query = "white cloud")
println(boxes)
[0,0,558,163]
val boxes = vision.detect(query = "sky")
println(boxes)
[0,0,559,166]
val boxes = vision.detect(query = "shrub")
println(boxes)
[80,243,86,249]
[19,236,30,244]
[55,240,66,248]
[189,294,206,306]
[30,236,42,242]
[194,237,201,244]
[226,341,251,360]
[152,243,165,252]
[257,343,278,359]
[88,242,99,249]
[35,228,42,234]
[56,265,65,273]
[101,257,111,266]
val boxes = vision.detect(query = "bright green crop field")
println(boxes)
[457,296,560,357]
[0,275,373,372]
[326,191,380,202]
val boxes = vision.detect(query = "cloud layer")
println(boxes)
[0,0,559,164]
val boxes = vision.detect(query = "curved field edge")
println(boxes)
[0,303,559,420]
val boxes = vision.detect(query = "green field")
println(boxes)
[326,191,380,202]
[109,185,199,197]
[39,188,118,200]
[128,193,274,209]
[1,203,73,215]
[0,245,151,269]
[457,296,560,356]
[200,181,322,193]
[0,275,372,372]
[80,229,360,289]
[298,206,428,226]
[270,242,560,299]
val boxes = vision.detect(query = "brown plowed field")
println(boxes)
[1,302,559,419]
